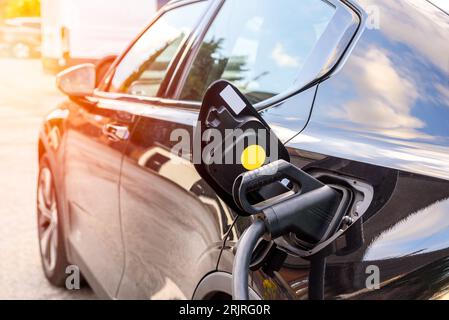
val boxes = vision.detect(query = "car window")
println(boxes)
[180,0,335,105]
[108,1,207,97]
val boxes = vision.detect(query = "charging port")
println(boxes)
[276,171,373,257]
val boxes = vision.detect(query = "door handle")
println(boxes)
[102,124,130,141]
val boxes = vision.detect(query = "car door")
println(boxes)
[116,0,337,299]
[64,90,135,297]
[92,0,213,299]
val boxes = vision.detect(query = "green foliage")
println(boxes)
[180,37,248,101]
[1,0,40,19]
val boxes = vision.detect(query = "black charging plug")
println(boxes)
[233,160,341,246]
[231,160,343,300]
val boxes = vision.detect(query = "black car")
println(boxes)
[0,17,41,59]
[37,0,449,300]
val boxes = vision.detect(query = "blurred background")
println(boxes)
[0,0,168,300]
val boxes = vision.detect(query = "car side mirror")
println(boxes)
[194,80,290,215]
[56,63,96,97]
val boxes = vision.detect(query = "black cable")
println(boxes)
[232,219,266,300]
[308,256,327,300]
[216,216,239,271]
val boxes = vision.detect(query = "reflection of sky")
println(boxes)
[206,0,335,96]
[430,0,449,13]
[321,0,449,139]
[290,0,449,180]
[314,0,449,139]
[364,198,449,261]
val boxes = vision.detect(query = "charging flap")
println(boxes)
[194,80,290,214]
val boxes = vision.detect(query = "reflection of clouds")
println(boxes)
[270,124,320,144]
[325,0,449,139]
[371,0,449,112]
[431,0,449,12]
[363,0,449,69]
[377,145,449,178]
[285,0,449,181]
[330,47,424,139]
[364,198,449,261]
[290,132,380,160]
[288,129,449,179]
[379,140,449,178]
[436,83,449,106]
[246,16,264,32]
[272,43,300,68]
[313,20,332,40]
[430,0,449,13]
[149,21,187,50]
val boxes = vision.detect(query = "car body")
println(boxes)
[37,0,449,300]
[0,17,41,58]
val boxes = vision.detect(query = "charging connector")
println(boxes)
[231,160,343,300]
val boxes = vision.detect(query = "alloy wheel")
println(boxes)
[37,167,59,273]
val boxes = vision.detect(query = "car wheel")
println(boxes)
[11,42,31,59]
[37,155,69,287]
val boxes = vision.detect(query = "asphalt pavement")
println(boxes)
[0,58,96,299]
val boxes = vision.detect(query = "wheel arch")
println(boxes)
[192,272,261,300]
[37,111,73,264]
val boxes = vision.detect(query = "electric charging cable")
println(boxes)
[231,160,341,300]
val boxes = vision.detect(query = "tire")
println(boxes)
[37,155,70,287]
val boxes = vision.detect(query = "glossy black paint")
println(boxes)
[219,0,449,300]
[115,85,318,299]
[38,0,449,299]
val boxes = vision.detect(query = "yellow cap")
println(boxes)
[241,145,267,171]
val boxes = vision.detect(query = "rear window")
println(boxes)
[180,0,335,104]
